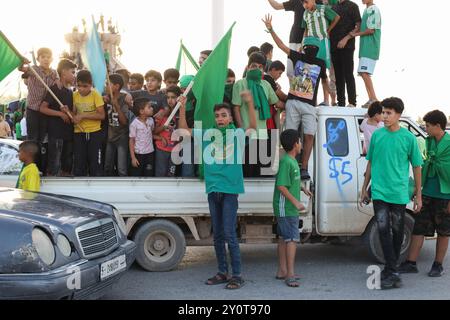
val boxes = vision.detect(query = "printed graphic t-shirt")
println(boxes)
[287,50,327,107]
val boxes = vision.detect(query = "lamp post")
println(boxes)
[212,0,225,47]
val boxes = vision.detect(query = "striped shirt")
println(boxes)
[25,66,58,111]
[302,4,338,40]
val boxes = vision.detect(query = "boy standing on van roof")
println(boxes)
[360,97,423,290]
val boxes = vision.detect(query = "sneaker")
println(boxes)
[318,101,329,106]
[300,169,311,181]
[398,261,419,274]
[428,262,444,277]
[381,273,402,290]
[362,100,376,109]
[346,104,356,108]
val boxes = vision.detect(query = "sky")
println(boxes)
[1,0,449,119]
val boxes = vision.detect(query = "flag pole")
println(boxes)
[0,31,83,131]
[164,80,194,127]
[26,65,83,132]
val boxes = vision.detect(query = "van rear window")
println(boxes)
[324,118,349,157]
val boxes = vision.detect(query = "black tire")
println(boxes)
[364,212,415,264]
[133,219,186,272]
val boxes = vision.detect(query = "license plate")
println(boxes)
[100,255,126,281]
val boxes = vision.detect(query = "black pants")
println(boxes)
[73,131,104,177]
[130,153,155,177]
[26,108,48,173]
[373,200,406,274]
[26,108,47,142]
[47,137,73,176]
[331,49,357,106]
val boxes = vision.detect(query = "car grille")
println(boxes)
[76,218,118,258]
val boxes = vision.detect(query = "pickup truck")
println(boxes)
[0,107,427,272]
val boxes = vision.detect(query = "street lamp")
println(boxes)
[212,0,224,47]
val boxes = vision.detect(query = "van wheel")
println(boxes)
[133,219,186,272]
[364,212,414,264]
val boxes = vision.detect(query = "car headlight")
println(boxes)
[113,208,127,235]
[57,234,72,257]
[32,228,56,265]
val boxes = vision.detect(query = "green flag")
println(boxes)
[0,31,24,83]
[193,23,235,130]
[176,41,200,76]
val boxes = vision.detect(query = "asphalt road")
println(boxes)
[103,239,450,300]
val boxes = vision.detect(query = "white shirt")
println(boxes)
[20,117,27,137]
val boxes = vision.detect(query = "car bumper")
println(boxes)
[0,240,136,300]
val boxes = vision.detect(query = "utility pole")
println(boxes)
[211,0,225,47]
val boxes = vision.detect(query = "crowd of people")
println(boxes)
[5,0,449,291]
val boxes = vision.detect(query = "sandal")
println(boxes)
[275,275,301,280]
[205,273,229,285]
[285,277,300,288]
[225,276,245,290]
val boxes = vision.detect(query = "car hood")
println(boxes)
[0,188,111,228]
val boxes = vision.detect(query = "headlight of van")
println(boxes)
[113,208,127,235]
[32,228,56,265]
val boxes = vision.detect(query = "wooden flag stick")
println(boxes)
[27,65,84,132]
[164,80,194,127]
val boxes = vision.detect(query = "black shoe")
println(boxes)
[398,261,419,274]
[300,169,311,181]
[428,262,444,277]
[381,273,402,290]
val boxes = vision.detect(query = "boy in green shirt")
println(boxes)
[360,97,423,290]
[179,91,257,290]
[400,110,450,277]
[232,52,280,177]
[273,129,312,287]
[351,0,382,108]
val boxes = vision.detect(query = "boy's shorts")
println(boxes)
[276,216,300,243]
[413,196,450,237]
[317,38,331,69]
[358,57,377,75]
[285,99,318,136]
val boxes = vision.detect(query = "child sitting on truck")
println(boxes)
[273,129,312,287]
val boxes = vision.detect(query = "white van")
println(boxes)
[0,107,426,272]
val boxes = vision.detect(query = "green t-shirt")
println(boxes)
[367,127,424,205]
[423,176,450,200]
[302,4,338,40]
[359,5,382,60]
[273,155,301,217]
[194,128,246,195]
[232,78,279,140]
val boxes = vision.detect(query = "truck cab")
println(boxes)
[0,107,427,272]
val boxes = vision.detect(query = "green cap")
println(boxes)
[180,75,195,89]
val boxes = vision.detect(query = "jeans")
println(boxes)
[47,137,73,176]
[181,138,196,177]
[207,192,241,277]
[155,149,176,177]
[73,131,104,177]
[373,200,406,274]
[129,153,155,177]
[105,134,129,177]
[331,48,357,106]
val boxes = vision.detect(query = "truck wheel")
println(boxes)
[364,212,415,264]
[133,219,186,272]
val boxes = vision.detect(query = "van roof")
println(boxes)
[317,106,411,119]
